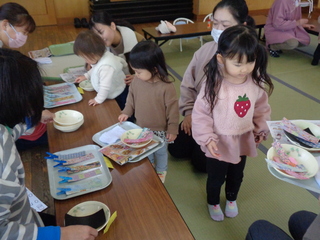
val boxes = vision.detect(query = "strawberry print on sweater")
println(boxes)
[234,94,251,118]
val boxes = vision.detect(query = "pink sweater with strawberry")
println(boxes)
[192,76,271,163]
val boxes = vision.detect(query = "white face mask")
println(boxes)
[211,28,223,43]
[3,24,28,48]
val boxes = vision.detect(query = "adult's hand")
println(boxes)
[303,23,315,30]
[181,115,192,136]
[60,225,98,240]
[296,18,308,26]
[41,110,55,124]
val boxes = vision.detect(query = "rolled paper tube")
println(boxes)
[65,208,106,229]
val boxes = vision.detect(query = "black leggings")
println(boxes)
[206,156,247,205]
[168,122,207,173]
[115,85,129,110]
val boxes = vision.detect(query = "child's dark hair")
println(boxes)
[74,30,106,60]
[0,48,43,128]
[204,25,273,112]
[89,10,135,31]
[213,0,255,28]
[0,2,36,33]
[129,41,173,83]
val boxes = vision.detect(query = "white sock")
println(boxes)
[225,200,238,218]
[208,204,224,221]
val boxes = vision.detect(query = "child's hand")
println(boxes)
[207,140,221,158]
[118,114,129,123]
[255,135,264,146]
[124,74,134,85]
[88,99,99,106]
[41,110,55,124]
[74,75,87,83]
[166,133,177,142]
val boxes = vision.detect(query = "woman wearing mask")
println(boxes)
[0,48,98,240]
[168,0,255,173]
[0,2,35,48]
[89,11,145,85]
[0,2,55,152]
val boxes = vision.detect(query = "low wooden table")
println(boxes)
[252,15,267,40]
[305,18,320,36]
[142,21,211,46]
[47,90,194,240]
[40,54,85,81]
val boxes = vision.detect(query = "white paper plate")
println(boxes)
[66,201,110,231]
[79,80,94,91]
[120,129,153,148]
[267,143,319,179]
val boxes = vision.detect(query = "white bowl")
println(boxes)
[284,120,320,151]
[79,80,94,91]
[267,143,319,179]
[54,110,84,126]
[53,119,84,132]
[65,201,110,231]
[120,129,153,148]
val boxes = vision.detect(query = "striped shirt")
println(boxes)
[0,124,44,240]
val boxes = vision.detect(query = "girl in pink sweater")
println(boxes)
[192,25,274,221]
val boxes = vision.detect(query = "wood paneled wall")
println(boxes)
[53,0,90,25]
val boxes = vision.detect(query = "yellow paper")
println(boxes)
[77,87,84,94]
[103,211,117,234]
[103,156,114,169]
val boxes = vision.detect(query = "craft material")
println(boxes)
[55,153,95,167]
[58,161,101,174]
[45,151,86,160]
[270,141,309,179]
[56,177,103,195]
[65,201,110,231]
[43,83,82,108]
[65,208,106,229]
[264,158,307,172]
[59,169,102,183]
[104,211,117,234]
[98,125,127,145]
[282,117,319,144]
[100,139,159,165]
[272,155,308,179]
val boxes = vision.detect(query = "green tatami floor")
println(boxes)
[162,34,320,240]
